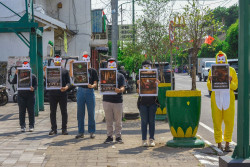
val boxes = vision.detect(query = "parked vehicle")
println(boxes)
[0,85,8,106]
[197,58,216,82]
[154,62,175,90]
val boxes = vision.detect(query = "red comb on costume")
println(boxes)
[83,55,88,58]
[23,61,28,64]
[55,56,60,58]
[218,54,224,57]
[109,61,115,63]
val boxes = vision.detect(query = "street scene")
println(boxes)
[1,0,250,167]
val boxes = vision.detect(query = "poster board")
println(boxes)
[72,61,89,85]
[211,64,230,91]
[99,68,117,95]
[17,67,32,90]
[139,69,158,96]
[46,66,62,90]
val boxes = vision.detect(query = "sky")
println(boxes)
[91,0,238,25]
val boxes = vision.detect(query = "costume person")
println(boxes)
[69,51,98,139]
[207,51,238,152]
[44,55,71,135]
[103,58,126,144]
[12,61,37,132]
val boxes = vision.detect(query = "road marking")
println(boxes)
[199,122,237,145]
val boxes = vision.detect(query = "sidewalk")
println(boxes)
[0,92,203,167]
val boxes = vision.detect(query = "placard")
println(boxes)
[17,68,32,90]
[211,64,230,91]
[139,69,158,96]
[46,67,62,90]
[100,68,117,95]
[72,61,89,85]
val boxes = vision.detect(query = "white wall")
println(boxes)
[0,30,54,62]
[0,0,26,21]
[43,0,91,57]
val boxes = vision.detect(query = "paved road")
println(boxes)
[174,73,238,145]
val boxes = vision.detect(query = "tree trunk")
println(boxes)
[191,49,198,90]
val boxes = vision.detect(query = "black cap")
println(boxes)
[107,58,116,62]
[142,60,152,66]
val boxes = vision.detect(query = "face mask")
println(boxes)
[22,61,30,68]
[108,61,117,68]
[142,64,151,69]
[217,54,226,64]
[53,57,62,65]
[82,54,90,62]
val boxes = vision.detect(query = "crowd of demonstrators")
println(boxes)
[13,51,237,151]
[69,52,98,139]
[103,58,126,144]
[11,61,37,132]
[43,55,71,135]
[207,51,238,152]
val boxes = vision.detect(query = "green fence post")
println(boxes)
[30,28,39,116]
[37,29,44,111]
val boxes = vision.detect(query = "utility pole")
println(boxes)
[111,0,118,60]
[132,0,135,45]
[121,4,123,49]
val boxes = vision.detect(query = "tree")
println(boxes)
[225,20,238,58]
[136,0,171,82]
[178,0,222,90]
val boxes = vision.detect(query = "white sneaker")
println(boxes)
[149,139,155,147]
[21,127,25,132]
[142,140,148,147]
[29,127,34,132]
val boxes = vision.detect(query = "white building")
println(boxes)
[0,0,91,61]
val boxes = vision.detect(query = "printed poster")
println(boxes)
[211,64,230,91]
[73,61,88,85]
[139,69,158,96]
[100,68,117,95]
[46,67,62,90]
[17,68,32,90]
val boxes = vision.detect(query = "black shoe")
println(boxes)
[49,130,57,135]
[62,129,68,135]
[115,137,123,144]
[104,136,113,144]
[75,133,84,139]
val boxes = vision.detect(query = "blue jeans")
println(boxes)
[139,104,157,140]
[77,87,96,134]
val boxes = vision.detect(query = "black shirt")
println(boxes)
[12,74,37,96]
[103,72,125,103]
[79,68,98,88]
[48,68,71,96]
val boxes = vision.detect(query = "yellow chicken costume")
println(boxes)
[207,51,238,145]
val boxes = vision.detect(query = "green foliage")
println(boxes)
[225,20,238,58]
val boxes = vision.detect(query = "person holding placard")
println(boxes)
[11,61,37,132]
[103,58,125,144]
[207,51,238,152]
[44,55,71,135]
[69,51,98,139]
[136,60,159,147]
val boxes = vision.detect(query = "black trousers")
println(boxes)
[17,93,35,128]
[49,95,68,130]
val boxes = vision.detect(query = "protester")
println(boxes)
[136,60,159,147]
[44,55,71,135]
[103,58,125,144]
[69,51,98,139]
[11,61,37,132]
[207,51,238,152]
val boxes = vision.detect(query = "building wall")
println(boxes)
[0,31,54,62]
[42,0,92,57]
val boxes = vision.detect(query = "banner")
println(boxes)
[139,69,158,96]
[100,68,117,95]
[64,31,67,53]
[17,68,32,90]
[73,61,88,85]
[46,67,62,90]
[211,64,230,91]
